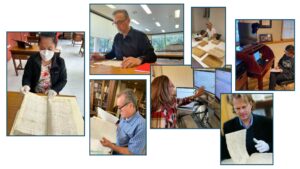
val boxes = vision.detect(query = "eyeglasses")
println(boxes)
[112,18,127,25]
[118,102,130,111]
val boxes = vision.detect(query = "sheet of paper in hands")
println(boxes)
[94,60,122,67]
[270,68,283,73]
[225,129,250,164]
[10,92,84,135]
[96,107,119,124]
[223,129,273,164]
[90,117,117,154]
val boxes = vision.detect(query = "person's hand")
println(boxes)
[193,86,205,98]
[47,90,57,100]
[253,138,270,153]
[274,66,283,72]
[91,52,105,61]
[100,137,113,148]
[121,57,142,68]
[20,85,30,94]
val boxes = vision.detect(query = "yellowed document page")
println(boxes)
[225,129,249,164]
[90,117,117,154]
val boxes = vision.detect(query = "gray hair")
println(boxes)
[117,88,138,109]
[112,9,129,19]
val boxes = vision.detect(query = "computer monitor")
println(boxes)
[176,88,196,108]
[176,87,195,99]
[253,51,261,61]
[238,22,258,47]
[193,70,215,94]
[215,69,232,100]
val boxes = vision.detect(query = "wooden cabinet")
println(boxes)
[236,71,248,90]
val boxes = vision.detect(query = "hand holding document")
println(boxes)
[90,117,117,154]
[222,129,273,164]
[225,129,249,164]
[10,92,84,135]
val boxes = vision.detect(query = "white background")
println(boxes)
[0,0,299,168]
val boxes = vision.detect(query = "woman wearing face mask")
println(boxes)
[151,75,205,128]
[20,32,67,99]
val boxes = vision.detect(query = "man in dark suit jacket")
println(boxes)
[221,94,273,160]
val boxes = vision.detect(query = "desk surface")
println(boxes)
[7,91,75,135]
[155,51,183,58]
[192,38,225,68]
[10,45,40,55]
[90,61,150,75]
[10,45,60,55]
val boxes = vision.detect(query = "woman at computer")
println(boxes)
[151,75,205,128]
[20,32,67,99]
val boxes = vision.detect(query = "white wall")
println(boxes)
[192,8,208,33]
[192,8,225,41]
[90,12,117,40]
[209,8,226,41]
[152,66,193,88]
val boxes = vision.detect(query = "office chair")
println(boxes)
[192,101,210,128]
[277,79,295,90]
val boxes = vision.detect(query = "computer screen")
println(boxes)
[238,22,258,47]
[215,69,232,100]
[194,70,215,94]
[254,51,261,61]
[176,88,195,99]
[176,88,196,108]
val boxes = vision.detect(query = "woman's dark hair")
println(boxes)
[38,32,57,46]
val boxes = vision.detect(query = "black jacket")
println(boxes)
[278,54,294,80]
[105,27,157,63]
[22,52,67,93]
[221,114,273,160]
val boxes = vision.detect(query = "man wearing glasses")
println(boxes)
[92,9,157,68]
[100,89,146,155]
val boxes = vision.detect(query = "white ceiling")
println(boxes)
[90,4,184,34]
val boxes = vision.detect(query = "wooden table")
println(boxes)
[9,45,40,76]
[7,91,75,135]
[90,60,150,75]
[155,51,183,59]
[191,37,225,68]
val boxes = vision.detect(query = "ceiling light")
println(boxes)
[141,5,152,14]
[145,28,150,32]
[162,30,165,33]
[175,9,180,18]
[106,5,116,9]
[131,19,140,25]
[175,24,179,29]
[155,22,161,27]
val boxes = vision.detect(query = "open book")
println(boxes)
[222,129,273,164]
[90,117,117,154]
[10,92,84,135]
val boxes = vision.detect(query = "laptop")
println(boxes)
[254,51,266,66]
[176,88,196,109]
